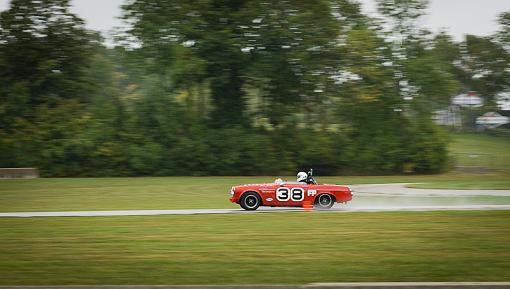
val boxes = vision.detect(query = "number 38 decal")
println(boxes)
[276,187,304,201]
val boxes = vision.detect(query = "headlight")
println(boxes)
[230,187,235,196]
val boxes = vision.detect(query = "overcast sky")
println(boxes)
[1,0,509,42]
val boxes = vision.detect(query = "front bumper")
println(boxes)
[229,187,238,203]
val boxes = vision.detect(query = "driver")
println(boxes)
[296,171,308,183]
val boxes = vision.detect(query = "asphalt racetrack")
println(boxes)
[2,183,510,217]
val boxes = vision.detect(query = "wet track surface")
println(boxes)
[350,183,510,196]
[1,205,510,217]
[1,183,510,217]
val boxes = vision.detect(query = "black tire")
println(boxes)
[314,194,335,210]
[240,192,261,211]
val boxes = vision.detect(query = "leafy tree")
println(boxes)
[122,0,247,127]
[459,35,509,101]
[0,0,457,176]
[0,0,94,112]
[122,0,348,128]
[0,0,97,170]
[496,11,510,50]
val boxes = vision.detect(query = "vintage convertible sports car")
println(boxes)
[229,170,352,210]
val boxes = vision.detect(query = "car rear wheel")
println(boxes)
[315,194,335,210]
[240,192,261,211]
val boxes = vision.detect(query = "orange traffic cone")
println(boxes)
[303,200,313,212]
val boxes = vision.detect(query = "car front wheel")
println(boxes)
[315,194,335,210]
[240,192,261,211]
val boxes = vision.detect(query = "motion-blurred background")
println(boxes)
[1,1,510,285]
[1,0,509,177]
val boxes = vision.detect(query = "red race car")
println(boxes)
[229,170,352,210]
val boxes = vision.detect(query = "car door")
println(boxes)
[257,184,279,206]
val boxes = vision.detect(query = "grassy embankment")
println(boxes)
[1,211,509,285]
[449,133,510,172]
[410,133,510,189]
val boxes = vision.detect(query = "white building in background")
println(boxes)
[495,91,510,111]
[452,92,483,108]
[434,91,510,130]
[476,112,510,129]
[434,92,480,129]
[433,105,461,128]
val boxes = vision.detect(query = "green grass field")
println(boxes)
[1,211,509,285]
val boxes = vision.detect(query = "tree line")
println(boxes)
[0,0,509,176]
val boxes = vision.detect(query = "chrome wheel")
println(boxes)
[315,194,334,209]
[240,192,261,210]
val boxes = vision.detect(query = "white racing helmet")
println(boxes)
[296,171,307,182]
